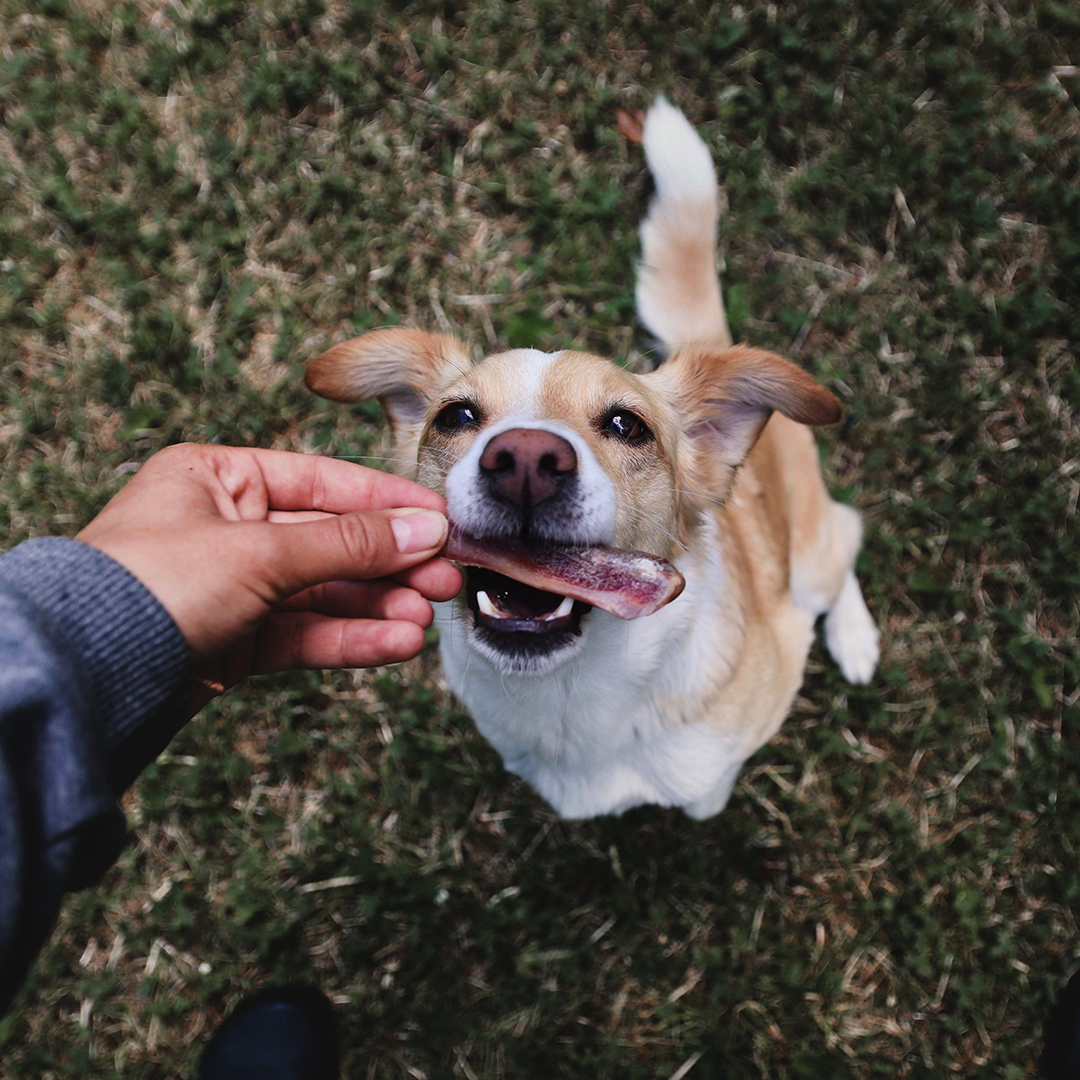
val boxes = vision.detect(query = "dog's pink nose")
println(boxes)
[479,428,578,508]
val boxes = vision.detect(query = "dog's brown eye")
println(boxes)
[602,408,652,445]
[434,401,481,433]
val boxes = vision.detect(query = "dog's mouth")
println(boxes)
[466,567,591,636]
[444,528,684,671]
[444,529,685,624]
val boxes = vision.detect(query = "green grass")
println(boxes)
[2,1,1080,1076]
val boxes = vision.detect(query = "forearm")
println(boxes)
[0,538,189,1015]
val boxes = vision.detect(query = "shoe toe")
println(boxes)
[199,985,338,1080]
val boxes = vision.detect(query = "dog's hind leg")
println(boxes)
[772,415,878,683]
[824,563,879,685]
[790,492,880,685]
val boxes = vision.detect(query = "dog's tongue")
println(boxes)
[444,531,685,620]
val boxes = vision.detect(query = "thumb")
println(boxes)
[260,507,449,599]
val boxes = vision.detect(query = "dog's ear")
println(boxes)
[305,329,473,430]
[656,344,842,466]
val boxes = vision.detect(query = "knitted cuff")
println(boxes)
[0,536,190,756]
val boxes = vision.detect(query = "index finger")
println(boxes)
[242,448,446,515]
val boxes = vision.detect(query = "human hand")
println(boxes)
[77,444,462,706]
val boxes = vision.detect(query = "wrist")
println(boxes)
[0,537,190,785]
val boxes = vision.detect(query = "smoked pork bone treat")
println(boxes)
[444,530,685,620]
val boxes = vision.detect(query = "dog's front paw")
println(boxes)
[824,570,880,685]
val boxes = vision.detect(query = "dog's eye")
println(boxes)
[433,401,481,432]
[601,409,652,445]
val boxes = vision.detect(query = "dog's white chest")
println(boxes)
[433,595,747,820]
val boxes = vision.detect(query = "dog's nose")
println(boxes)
[479,428,578,509]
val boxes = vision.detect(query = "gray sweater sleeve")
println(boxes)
[0,537,190,1015]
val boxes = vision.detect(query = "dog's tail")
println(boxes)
[635,98,731,352]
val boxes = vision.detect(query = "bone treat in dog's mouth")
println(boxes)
[444,530,685,621]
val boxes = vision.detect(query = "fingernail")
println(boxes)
[390,509,447,554]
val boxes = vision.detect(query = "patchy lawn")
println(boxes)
[2,1,1079,1077]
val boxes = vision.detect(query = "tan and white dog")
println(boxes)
[306,99,880,820]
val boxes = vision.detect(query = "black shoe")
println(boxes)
[1044,970,1080,1079]
[199,984,339,1080]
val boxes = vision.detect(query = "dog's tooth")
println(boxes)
[477,590,500,617]
[537,595,574,622]
[551,595,574,619]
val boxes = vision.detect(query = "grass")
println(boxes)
[1,0,1079,1076]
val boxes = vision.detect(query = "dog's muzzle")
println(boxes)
[477,427,578,535]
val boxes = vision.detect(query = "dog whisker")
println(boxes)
[329,454,400,464]
[671,487,731,512]
[434,347,474,382]
[617,504,684,551]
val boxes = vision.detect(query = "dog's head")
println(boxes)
[307,329,840,675]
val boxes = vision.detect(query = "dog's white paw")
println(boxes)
[824,570,880,685]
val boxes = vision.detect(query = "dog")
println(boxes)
[305,99,880,820]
